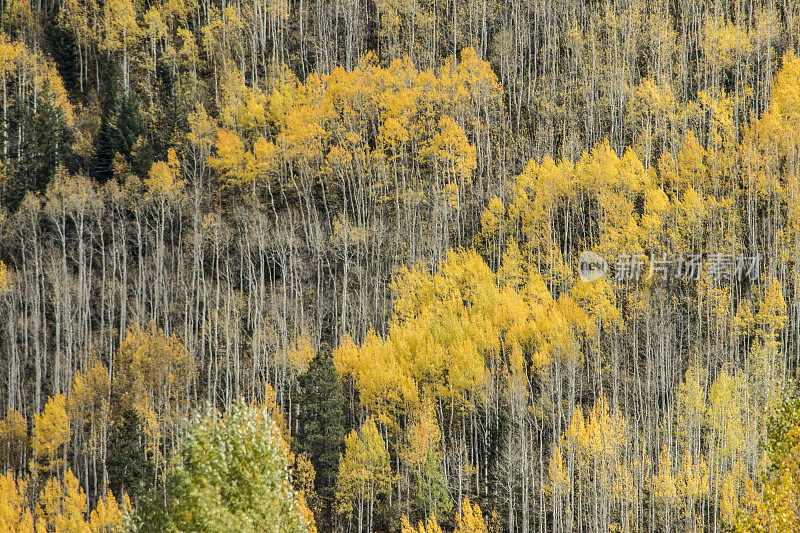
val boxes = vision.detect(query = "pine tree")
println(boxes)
[4,81,70,208]
[152,61,187,159]
[295,346,345,519]
[107,407,153,503]
[91,73,145,182]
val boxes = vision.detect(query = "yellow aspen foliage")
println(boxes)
[651,447,678,520]
[677,364,707,451]
[675,449,710,514]
[563,395,626,460]
[377,66,419,152]
[0,473,34,532]
[337,247,585,426]
[703,19,751,72]
[582,146,648,255]
[0,261,10,295]
[208,129,256,187]
[274,98,327,169]
[68,360,111,461]
[548,445,569,503]
[497,240,526,290]
[296,493,317,533]
[720,472,739,526]
[88,491,128,532]
[143,8,168,71]
[30,468,125,532]
[176,28,198,69]
[266,67,304,129]
[642,186,671,238]
[186,104,217,152]
[0,38,75,127]
[0,40,74,165]
[489,140,653,277]
[0,408,28,470]
[336,417,392,523]
[401,515,443,533]
[570,278,622,337]
[145,149,185,199]
[450,48,504,113]
[675,131,707,191]
[707,369,747,467]
[673,186,706,250]
[44,170,100,220]
[631,77,678,159]
[754,51,800,162]
[334,331,419,424]
[284,334,316,375]
[455,498,487,533]
[557,395,636,528]
[0,34,17,75]
[292,455,318,532]
[71,99,102,162]
[32,394,69,473]
[734,300,757,338]
[424,116,477,183]
[208,46,502,204]
[37,469,89,532]
[499,156,574,269]
[404,403,441,468]
[116,322,195,467]
[101,0,140,54]
[746,51,800,199]
[699,91,740,169]
[217,66,270,134]
[251,136,280,182]
[733,398,800,532]
[755,277,788,343]
[258,384,289,440]
[68,361,111,424]
[479,196,505,246]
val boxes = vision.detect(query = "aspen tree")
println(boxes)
[0,473,33,531]
[32,394,69,474]
[169,401,312,532]
[454,497,487,533]
[336,417,392,533]
[115,322,195,484]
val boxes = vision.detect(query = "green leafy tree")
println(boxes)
[416,448,452,523]
[733,395,800,531]
[167,401,310,532]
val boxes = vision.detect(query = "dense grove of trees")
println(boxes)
[2,0,800,531]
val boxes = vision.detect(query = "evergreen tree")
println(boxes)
[2,82,70,208]
[295,346,346,517]
[91,73,145,182]
[107,408,153,503]
[152,61,187,160]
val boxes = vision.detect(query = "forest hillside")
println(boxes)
[1,0,800,531]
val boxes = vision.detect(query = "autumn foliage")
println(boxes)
[2,0,800,531]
